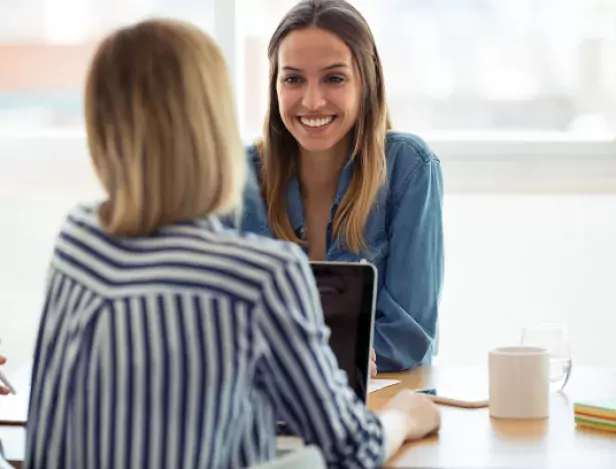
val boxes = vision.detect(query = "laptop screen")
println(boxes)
[310,262,377,403]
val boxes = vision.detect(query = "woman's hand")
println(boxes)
[370,347,377,378]
[390,390,441,441]
[377,389,441,459]
[0,356,10,395]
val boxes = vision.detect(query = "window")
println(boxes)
[238,0,616,141]
[0,0,214,131]
[3,0,616,141]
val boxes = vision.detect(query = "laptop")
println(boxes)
[276,261,377,438]
[310,261,377,403]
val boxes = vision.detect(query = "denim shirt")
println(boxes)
[235,131,444,371]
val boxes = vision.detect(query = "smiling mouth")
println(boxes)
[299,115,336,128]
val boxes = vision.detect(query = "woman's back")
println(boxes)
[26,205,299,467]
[26,204,387,468]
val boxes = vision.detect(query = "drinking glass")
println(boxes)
[521,322,572,391]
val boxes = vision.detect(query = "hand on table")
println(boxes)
[377,388,441,459]
[386,390,441,440]
[370,347,377,378]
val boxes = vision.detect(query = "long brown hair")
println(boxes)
[260,0,391,253]
[85,19,245,236]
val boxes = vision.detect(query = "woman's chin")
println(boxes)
[295,135,344,155]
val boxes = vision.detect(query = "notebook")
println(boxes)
[574,399,616,433]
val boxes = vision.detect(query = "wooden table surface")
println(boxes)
[1,366,614,468]
[368,366,616,469]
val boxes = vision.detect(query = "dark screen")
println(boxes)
[311,263,375,403]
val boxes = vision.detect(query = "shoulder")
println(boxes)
[58,202,104,235]
[238,144,268,230]
[245,143,261,169]
[216,227,308,270]
[385,131,439,166]
[384,131,441,198]
[55,201,292,267]
[244,143,263,189]
[54,203,308,296]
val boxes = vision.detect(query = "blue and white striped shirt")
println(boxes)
[25,204,385,469]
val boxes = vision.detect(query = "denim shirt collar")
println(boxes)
[286,153,355,234]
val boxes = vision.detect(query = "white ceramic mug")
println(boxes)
[489,346,549,419]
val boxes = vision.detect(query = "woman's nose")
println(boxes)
[301,84,326,110]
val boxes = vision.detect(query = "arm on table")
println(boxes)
[374,156,444,371]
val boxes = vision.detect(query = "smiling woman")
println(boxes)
[276,28,361,157]
[259,1,391,257]
[236,0,444,372]
[274,26,368,261]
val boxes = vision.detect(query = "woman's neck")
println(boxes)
[298,139,350,200]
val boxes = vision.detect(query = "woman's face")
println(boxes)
[276,27,361,154]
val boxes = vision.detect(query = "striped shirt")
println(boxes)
[24,204,385,469]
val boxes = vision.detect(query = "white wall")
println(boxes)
[438,193,616,367]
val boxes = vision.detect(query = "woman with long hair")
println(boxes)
[241,0,444,372]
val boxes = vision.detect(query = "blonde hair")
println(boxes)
[85,18,245,236]
[260,0,390,253]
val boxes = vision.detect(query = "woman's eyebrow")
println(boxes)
[280,62,350,72]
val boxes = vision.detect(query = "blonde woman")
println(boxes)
[24,18,439,469]
[239,0,444,373]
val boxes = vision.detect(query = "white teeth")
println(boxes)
[300,116,334,127]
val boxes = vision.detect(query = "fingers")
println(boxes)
[370,360,378,378]
[370,348,377,377]
[0,356,6,365]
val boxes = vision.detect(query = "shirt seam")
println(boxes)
[392,158,437,203]
[386,133,440,164]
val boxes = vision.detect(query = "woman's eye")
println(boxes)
[283,76,302,84]
[327,76,345,84]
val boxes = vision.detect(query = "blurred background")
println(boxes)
[3,0,616,135]
[1,0,615,376]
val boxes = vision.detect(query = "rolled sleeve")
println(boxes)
[374,156,444,371]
